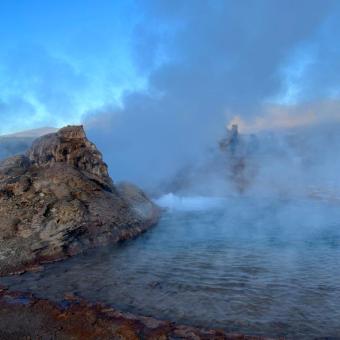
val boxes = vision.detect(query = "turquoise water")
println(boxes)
[1,195,340,339]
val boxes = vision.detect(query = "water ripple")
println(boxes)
[1,197,340,339]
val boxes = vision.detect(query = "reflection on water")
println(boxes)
[1,196,340,339]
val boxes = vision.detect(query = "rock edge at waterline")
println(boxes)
[0,286,279,340]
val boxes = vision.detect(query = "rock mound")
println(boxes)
[0,126,160,276]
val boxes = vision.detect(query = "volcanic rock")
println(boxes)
[0,126,160,276]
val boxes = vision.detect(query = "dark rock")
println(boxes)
[0,125,160,276]
[219,124,240,154]
[219,124,256,193]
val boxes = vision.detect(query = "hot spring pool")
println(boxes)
[1,195,340,339]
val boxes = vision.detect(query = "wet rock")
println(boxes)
[0,289,279,340]
[0,125,160,276]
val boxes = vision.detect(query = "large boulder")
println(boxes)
[0,126,160,276]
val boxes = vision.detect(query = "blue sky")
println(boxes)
[1,0,340,135]
[0,0,149,133]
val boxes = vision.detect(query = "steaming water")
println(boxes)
[1,194,340,339]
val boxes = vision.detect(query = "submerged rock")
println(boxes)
[0,126,160,276]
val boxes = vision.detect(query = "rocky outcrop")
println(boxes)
[219,124,240,154]
[0,126,160,276]
[219,124,258,193]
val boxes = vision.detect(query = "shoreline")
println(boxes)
[0,285,279,340]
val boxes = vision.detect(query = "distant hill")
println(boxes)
[1,127,58,138]
[0,127,58,160]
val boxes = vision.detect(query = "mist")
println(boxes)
[3,3,340,337]
[77,0,340,197]
[2,0,340,196]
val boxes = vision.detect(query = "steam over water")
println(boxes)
[2,194,340,339]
